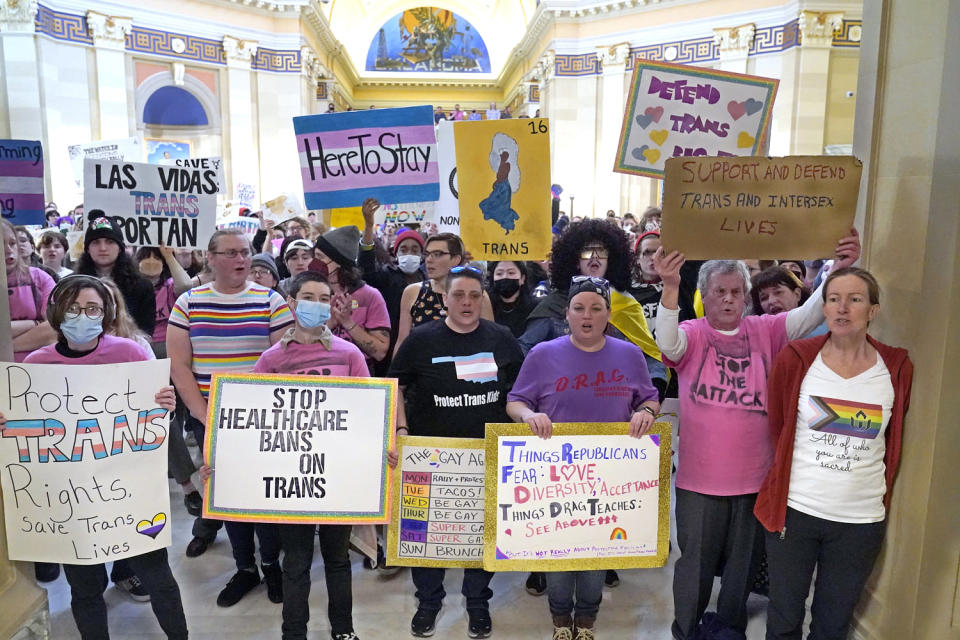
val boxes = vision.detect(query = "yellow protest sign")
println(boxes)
[661,155,861,259]
[454,119,552,261]
[330,206,363,229]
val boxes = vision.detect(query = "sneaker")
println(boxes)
[332,634,360,640]
[467,609,492,639]
[553,627,574,640]
[186,536,213,558]
[34,562,60,583]
[262,563,283,603]
[410,607,439,637]
[574,627,595,640]
[183,490,203,517]
[376,544,401,577]
[604,569,619,588]
[115,575,151,602]
[525,571,547,596]
[217,568,261,607]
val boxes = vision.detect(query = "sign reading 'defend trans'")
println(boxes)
[293,105,440,209]
[0,140,44,225]
[83,158,220,249]
[614,60,778,179]
[0,360,173,564]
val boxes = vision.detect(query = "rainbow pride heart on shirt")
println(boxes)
[136,513,167,539]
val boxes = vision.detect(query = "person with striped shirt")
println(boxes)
[167,228,293,607]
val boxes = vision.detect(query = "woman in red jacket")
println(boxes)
[755,267,913,640]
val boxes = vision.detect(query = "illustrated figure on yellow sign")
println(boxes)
[478,133,520,234]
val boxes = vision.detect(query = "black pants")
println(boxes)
[672,488,762,639]
[185,415,223,542]
[279,524,353,638]
[224,521,281,570]
[411,567,494,612]
[63,548,187,640]
[765,508,886,640]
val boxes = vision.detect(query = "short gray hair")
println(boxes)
[697,260,752,296]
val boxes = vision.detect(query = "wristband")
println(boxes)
[639,406,657,417]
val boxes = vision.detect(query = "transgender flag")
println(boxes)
[432,352,499,383]
[293,106,439,210]
[0,140,44,225]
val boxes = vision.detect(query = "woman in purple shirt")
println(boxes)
[507,276,660,640]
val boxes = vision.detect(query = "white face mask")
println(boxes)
[397,254,421,274]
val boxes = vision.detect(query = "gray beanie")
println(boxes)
[251,253,280,283]
[315,225,360,268]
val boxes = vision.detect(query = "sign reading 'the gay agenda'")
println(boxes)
[293,106,439,209]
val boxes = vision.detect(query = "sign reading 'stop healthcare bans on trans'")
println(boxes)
[294,106,439,210]
[83,158,220,249]
[0,360,173,564]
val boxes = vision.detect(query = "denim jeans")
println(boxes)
[546,570,605,619]
[279,524,353,638]
[62,548,187,639]
[411,567,493,612]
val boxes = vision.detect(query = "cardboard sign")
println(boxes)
[614,61,778,179]
[0,360,173,564]
[0,140,44,225]
[216,213,260,239]
[455,119,551,260]
[387,436,485,568]
[435,120,460,233]
[262,193,307,227]
[483,423,671,572]
[68,137,141,188]
[293,105,440,209]
[83,158,219,249]
[174,156,225,192]
[661,155,862,259]
[204,373,396,524]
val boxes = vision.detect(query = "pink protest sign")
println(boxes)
[614,61,778,179]
[0,140,44,225]
[293,105,439,209]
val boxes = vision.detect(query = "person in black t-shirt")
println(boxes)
[389,266,523,639]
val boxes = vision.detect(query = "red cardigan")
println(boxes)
[754,333,913,533]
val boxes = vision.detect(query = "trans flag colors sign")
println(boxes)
[0,140,44,225]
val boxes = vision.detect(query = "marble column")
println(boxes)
[0,0,43,140]
[595,43,630,216]
[791,10,844,154]
[222,35,259,201]
[713,23,755,75]
[86,11,132,140]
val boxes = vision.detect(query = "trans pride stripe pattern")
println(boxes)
[808,395,882,439]
[431,352,499,383]
[0,140,45,225]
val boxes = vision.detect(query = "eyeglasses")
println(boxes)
[450,265,483,275]
[425,250,452,259]
[571,275,609,287]
[211,249,252,259]
[250,268,273,278]
[579,247,609,260]
[65,304,104,320]
[640,249,658,258]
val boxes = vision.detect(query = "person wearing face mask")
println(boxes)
[487,260,535,337]
[134,247,194,357]
[359,198,426,374]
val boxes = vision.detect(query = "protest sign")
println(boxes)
[0,140,44,225]
[174,156,225,192]
[330,206,364,229]
[483,422,671,572]
[661,155,862,259]
[216,212,260,239]
[455,119,551,260]
[68,137,141,188]
[204,373,396,524]
[83,158,219,249]
[387,436,485,568]
[0,360,172,564]
[262,193,306,227]
[236,182,257,207]
[375,201,436,227]
[614,60,778,179]
[435,120,460,233]
[294,105,439,209]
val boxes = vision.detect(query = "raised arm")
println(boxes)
[653,248,689,361]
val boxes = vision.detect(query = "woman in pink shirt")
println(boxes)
[3,219,57,361]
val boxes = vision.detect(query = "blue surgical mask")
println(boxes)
[295,299,331,328]
[60,313,103,345]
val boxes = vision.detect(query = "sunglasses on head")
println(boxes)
[571,275,609,287]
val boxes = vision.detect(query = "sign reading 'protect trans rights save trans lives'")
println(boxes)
[293,106,440,210]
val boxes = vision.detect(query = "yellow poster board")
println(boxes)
[454,119,552,261]
[387,436,486,568]
[330,206,363,229]
[483,422,671,572]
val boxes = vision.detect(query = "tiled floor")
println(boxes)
[39,468,771,639]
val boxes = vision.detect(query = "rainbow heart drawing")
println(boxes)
[609,527,628,541]
[737,131,755,148]
[136,513,167,539]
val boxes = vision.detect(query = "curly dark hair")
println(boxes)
[549,218,631,292]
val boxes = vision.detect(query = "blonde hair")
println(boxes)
[100,278,151,345]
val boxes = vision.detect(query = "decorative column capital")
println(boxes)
[538,50,555,83]
[798,10,844,48]
[599,42,631,70]
[223,35,258,69]
[713,23,755,59]
[300,46,328,82]
[0,0,38,33]
[86,11,132,50]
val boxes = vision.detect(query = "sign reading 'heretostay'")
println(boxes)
[661,155,862,259]
[294,105,440,209]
